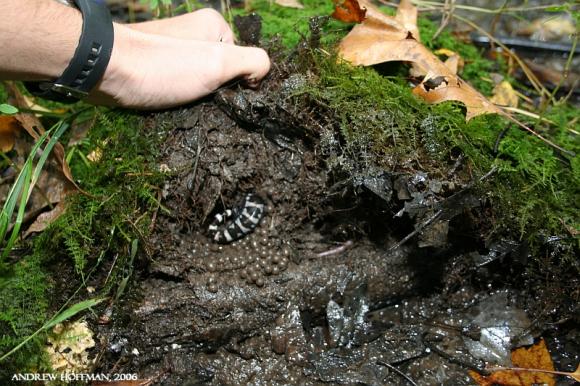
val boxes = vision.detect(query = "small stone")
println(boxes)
[255,277,265,287]
[240,269,248,279]
[207,262,216,272]
[208,283,218,293]
[272,266,280,275]
[249,270,259,282]
[272,254,282,264]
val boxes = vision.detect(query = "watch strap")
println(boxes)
[25,0,114,103]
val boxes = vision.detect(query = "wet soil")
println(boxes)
[92,56,578,385]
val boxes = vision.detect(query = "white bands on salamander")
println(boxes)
[208,193,266,244]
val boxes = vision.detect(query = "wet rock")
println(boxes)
[463,291,534,366]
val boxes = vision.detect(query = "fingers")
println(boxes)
[92,24,270,110]
[128,8,234,43]
[218,45,271,87]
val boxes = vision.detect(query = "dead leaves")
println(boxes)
[332,0,573,155]
[332,0,367,23]
[469,339,580,385]
[1,82,79,236]
[0,115,20,152]
[490,81,519,108]
[334,0,504,121]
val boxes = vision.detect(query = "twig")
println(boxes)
[316,240,354,257]
[376,360,419,386]
[493,126,510,154]
[548,29,578,106]
[389,209,443,251]
[433,0,454,40]
[410,0,566,14]
[452,14,551,101]
[485,365,580,382]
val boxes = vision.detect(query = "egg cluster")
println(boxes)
[199,227,293,292]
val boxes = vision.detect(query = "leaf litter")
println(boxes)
[0,82,79,236]
[331,0,573,155]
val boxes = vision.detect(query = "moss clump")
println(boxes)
[0,253,51,378]
[0,109,163,373]
[261,0,578,248]
[305,53,578,253]
[239,0,345,48]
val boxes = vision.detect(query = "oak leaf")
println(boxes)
[490,81,519,108]
[0,115,21,152]
[469,339,555,386]
[332,0,367,23]
[335,0,504,121]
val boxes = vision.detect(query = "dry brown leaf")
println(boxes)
[331,0,367,23]
[490,81,519,108]
[518,17,577,41]
[337,0,572,155]
[23,200,67,238]
[3,81,79,190]
[0,115,21,152]
[6,81,90,191]
[0,82,81,235]
[435,48,464,75]
[523,59,580,91]
[336,0,504,121]
[469,339,555,386]
[275,0,304,9]
[571,363,580,382]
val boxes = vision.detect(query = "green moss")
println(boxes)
[306,54,578,250]
[0,253,51,378]
[238,0,345,48]
[0,109,163,372]
[42,110,162,279]
[268,0,578,246]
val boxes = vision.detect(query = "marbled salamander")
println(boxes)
[208,193,265,244]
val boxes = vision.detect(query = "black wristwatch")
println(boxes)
[25,0,114,103]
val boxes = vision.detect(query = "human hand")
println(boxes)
[90,9,270,109]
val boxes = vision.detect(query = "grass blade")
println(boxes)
[0,297,105,362]
[1,162,32,259]
[0,132,50,244]
[0,120,69,260]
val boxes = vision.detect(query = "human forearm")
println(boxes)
[0,0,82,80]
[0,2,270,109]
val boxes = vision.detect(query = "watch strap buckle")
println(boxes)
[50,83,90,100]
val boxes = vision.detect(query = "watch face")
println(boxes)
[54,0,75,7]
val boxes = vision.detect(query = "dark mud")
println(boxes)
[92,59,578,385]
